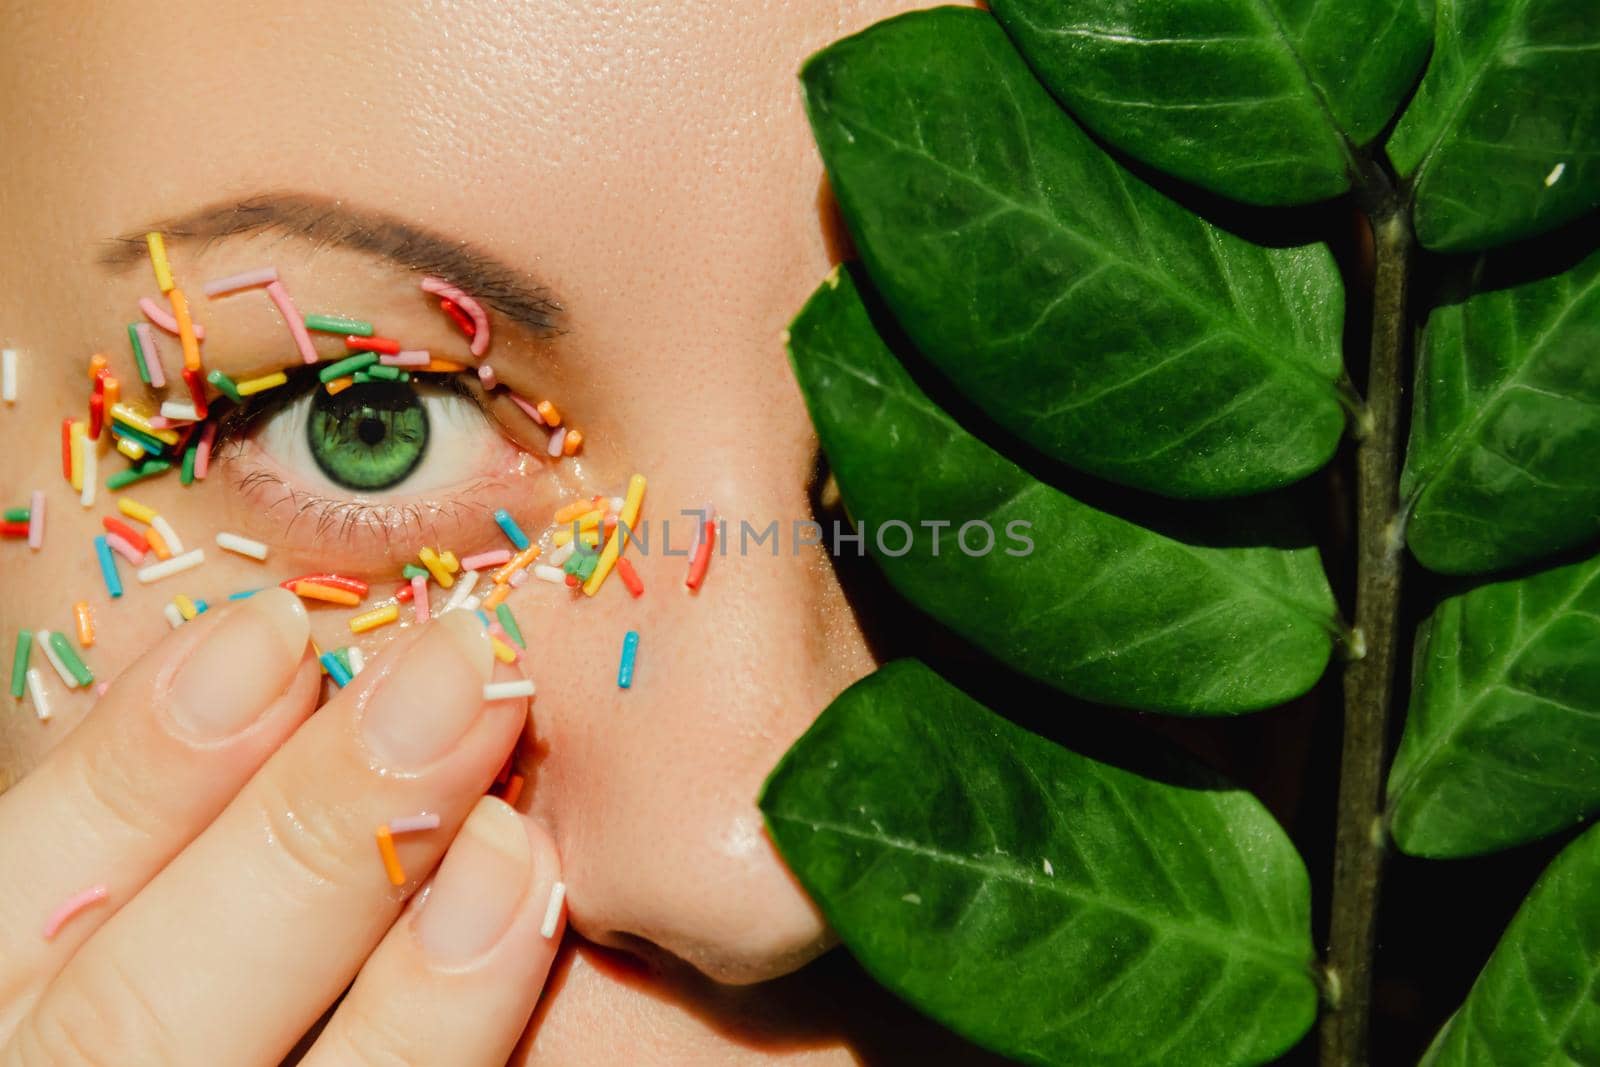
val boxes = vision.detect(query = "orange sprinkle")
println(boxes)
[291,581,362,607]
[535,400,561,427]
[562,429,583,456]
[553,498,595,523]
[86,354,108,381]
[102,374,121,409]
[501,774,525,807]
[324,376,355,396]
[73,602,95,647]
[481,584,510,610]
[375,826,406,886]
[493,543,541,585]
[422,359,465,373]
[145,524,173,560]
[168,288,202,372]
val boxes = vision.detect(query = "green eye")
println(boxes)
[306,382,429,491]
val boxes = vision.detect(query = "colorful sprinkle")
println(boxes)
[348,603,399,634]
[41,884,109,941]
[617,630,639,689]
[94,536,123,598]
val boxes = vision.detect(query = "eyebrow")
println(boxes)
[100,192,563,336]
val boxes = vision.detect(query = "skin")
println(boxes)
[0,1,994,1063]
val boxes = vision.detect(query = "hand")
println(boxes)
[0,590,563,1066]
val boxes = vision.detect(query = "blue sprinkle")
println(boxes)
[617,630,639,689]
[494,508,530,551]
[476,609,492,627]
[319,651,352,688]
[227,588,262,600]
[94,536,123,599]
[194,600,209,614]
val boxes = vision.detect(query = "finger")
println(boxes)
[0,589,316,1037]
[305,796,564,1067]
[5,612,528,1067]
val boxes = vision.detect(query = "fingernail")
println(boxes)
[361,611,493,770]
[416,796,532,966]
[168,587,310,741]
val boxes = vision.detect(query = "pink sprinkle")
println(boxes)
[510,394,544,426]
[148,415,174,431]
[487,622,523,661]
[94,682,109,699]
[460,549,512,571]
[194,422,217,480]
[202,266,279,298]
[477,363,497,389]
[134,323,166,388]
[380,350,430,367]
[420,276,491,357]
[105,532,146,566]
[139,297,207,340]
[266,281,319,365]
[508,568,530,588]
[27,489,44,550]
[411,575,430,625]
[389,812,441,835]
[547,427,566,457]
[42,884,108,940]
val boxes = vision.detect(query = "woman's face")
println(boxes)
[0,1,947,1058]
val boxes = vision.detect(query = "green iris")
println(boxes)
[306,382,429,491]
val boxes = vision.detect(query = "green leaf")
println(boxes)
[1388,551,1600,858]
[801,7,1347,500]
[1419,822,1600,1063]
[760,660,1318,1067]
[787,266,1337,714]
[991,0,1432,206]
[1387,0,1600,252]
[1401,244,1600,575]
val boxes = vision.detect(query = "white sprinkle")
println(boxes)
[548,541,575,567]
[1,348,16,403]
[347,646,366,675]
[460,595,482,612]
[540,881,566,939]
[137,548,205,584]
[533,565,566,584]
[1043,859,1054,876]
[443,569,480,612]
[389,812,441,834]
[79,439,96,508]
[483,679,536,701]
[163,603,185,629]
[1545,161,1566,187]
[159,401,202,423]
[151,514,184,554]
[26,667,50,721]
[508,568,530,588]
[35,631,77,689]
[215,531,268,561]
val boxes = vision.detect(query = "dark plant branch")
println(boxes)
[1321,170,1413,1064]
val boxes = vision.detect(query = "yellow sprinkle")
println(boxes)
[118,497,159,525]
[110,403,181,446]
[236,371,287,397]
[146,232,174,292]
[439,551,460,573]
[146,524,172,560]
[311,638,328,675]
[349,603,399,634]
[418,547,455,589]
[116,437,146,461]
[174,594,198,621]
[553,527,601,548]
[491,637,517,664]
[584,474,645,597]
[324,376,355,396]
[69,421,86,491]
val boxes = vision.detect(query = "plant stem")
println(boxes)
[1321,203,1412,1065]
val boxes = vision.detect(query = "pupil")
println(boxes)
[358,416,386,446]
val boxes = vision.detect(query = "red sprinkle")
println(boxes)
[564,573,580,588]
[392,580,414,603]
[438,296,477,338]
[1,521,28,538]
[500,774,525,807]
[616,557,644,598]
[685,519,715,590]
[60,418,74,479]
[102,516,151,556]
[181,367,209,420]
[278,573,370,597]
[88,394,105,441]
[347,335,401,355]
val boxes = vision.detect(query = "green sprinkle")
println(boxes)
[331,647,354,674]
[10,631,32,699]
[304,314,374,337]
[3,507,29,523]
[48,632,93,687]
[495,603,526,649]
[351,371,373,384]
[111,422,166,457]
[206,369,243,404]
[180,443,198,486]
[364,364,401,381]
[397,371,411,383]
[107,460,172,491]
[402,564,428,579]
[317,352,378,383]
[127,324,151,385]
